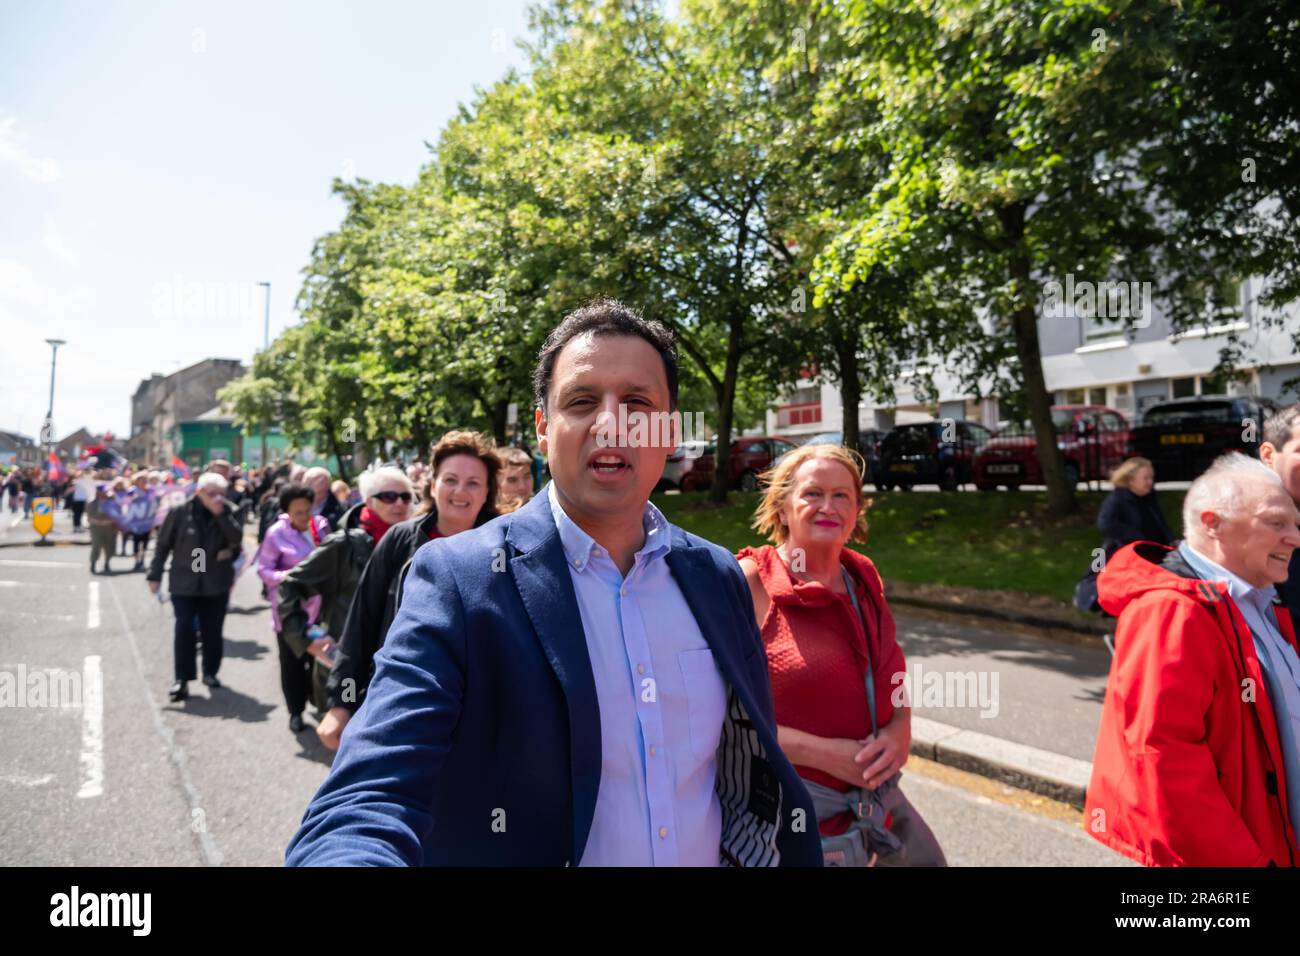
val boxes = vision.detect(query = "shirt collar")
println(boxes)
[1178,539,1277,610]
[546,481,672,572]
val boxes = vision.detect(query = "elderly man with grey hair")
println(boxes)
[303,465,344,531]
[1086,452,1300,866]
[147,470,245,702]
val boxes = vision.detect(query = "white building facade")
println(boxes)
[766,278,1300,439]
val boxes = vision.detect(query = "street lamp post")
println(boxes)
[43,338,66,452]
[257,281,270,468]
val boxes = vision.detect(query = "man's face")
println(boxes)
[536,332,675,526]
[1260,424,1300,504]
[307,474,330,503]
[1212,482,1300,588]
[500,465,534,502]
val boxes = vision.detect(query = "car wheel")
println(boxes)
[1005,484,1020,492]
[740,470,760,492]
[938,466,958,492]
[898,483,913,492]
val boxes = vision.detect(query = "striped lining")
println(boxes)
[716,688,782,867]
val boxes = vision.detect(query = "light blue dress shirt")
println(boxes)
[547,483,725,866]
[1179,540,1300,843]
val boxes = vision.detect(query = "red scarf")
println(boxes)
[358,506,392,543]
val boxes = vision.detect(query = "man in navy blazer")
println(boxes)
[286,299,822,866]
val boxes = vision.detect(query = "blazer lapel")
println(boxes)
[665,542,751,700]
[506,489,602,864]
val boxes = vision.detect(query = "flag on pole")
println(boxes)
[170,456,191,480]
[46,452,65,483]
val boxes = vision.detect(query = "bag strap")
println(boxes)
[842,566,880,738]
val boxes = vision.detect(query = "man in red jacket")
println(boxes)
[1087,452,1300,866]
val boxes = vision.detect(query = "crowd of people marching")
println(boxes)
[7,299,1300,869]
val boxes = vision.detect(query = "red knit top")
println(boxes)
[736,544,906,835]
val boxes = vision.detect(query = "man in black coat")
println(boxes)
[1262,403,1300,620]
[146,472,243,701]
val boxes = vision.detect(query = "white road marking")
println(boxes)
[105,577,223,865]
[0,773,55,787]
[0,559,77,568]
[87,581,100,629]
[9,515,22,528]
[76,655,103,799]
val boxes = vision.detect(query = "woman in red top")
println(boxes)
[737,443,945,866]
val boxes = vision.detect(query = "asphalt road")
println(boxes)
[0,506,1127,866]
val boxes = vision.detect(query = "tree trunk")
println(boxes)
[832,324,862,458]
[490,398,510,446]
[709,316,745,504]
[998,203,1074,516]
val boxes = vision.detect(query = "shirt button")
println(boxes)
[637,663,646,675]
[649,745,657,756]
[658,826,668,839]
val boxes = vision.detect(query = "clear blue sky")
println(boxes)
[0,0,533,443]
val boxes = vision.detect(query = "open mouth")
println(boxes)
[588,451,632,479]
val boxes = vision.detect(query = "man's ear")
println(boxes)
[1200,510,1222,539]
[534,406,547,457]
[1260,441,1279,468]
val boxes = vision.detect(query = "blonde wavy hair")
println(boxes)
[1110,456,1154,490]
[751,443,870,546]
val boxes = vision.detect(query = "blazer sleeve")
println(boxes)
[286,541,468,866]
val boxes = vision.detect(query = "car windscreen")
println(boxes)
[881,425,934,454]
[1141,401,1238,426]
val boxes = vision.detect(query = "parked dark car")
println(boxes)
[1131,395,1280,481]
[973,405,1131,490]
[679,436,799,492]
[774,429,886,474]
[874,420,994,491]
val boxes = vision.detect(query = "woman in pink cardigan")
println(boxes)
[258,482,331,733]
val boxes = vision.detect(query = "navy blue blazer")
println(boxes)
[286,486,822,866]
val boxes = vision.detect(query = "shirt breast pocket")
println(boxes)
[677,648,725,763]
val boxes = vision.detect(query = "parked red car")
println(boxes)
[679,436,799,492]
[973,405,1131,490]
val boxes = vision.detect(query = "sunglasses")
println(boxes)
[371,491,413,504]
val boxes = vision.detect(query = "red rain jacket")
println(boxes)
[1087,541,1300,867]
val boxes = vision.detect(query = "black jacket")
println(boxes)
[276,504,376,659]
[1279,551,1300,624]
[328,510,439,712]
[1098,488,1174,556]
[147,497,244,596]
[319,492,345,532]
